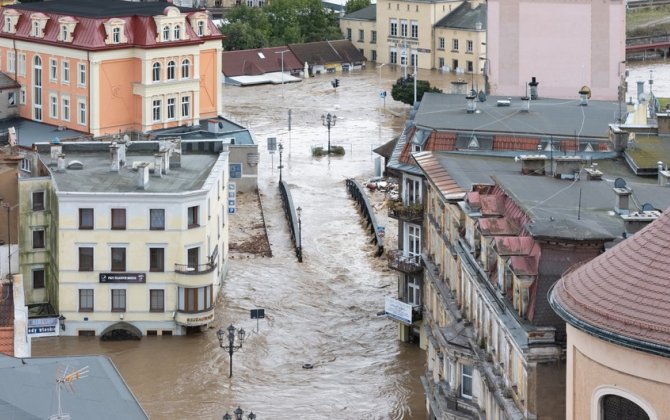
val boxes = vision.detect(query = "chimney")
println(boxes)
[30,152,40,176]
[613,184,632,215]
[153,154,163,177]
[170,138,182,168]
[466,91,477,113]
[519,154,546,175]
[622,210,661,236]
[49,143,62,167]
[118,141,127,168]
[528,77,539,100]
[579,88,589,106]
[521,96,530,112]
[553,156,582,180]
[136,162,149,190]
[57,153,66,173]
[162,150,170,175]
[109,142,120,172]
[658,161,670,186]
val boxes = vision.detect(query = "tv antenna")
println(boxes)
[49,365,89,420]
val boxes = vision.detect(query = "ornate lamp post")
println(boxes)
[217,324,246,378]
[320,113,337,155]
[223,407,256,420]
[296,206,302,263]
[278,142,284,183]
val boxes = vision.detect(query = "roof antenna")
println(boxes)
[50,365,89,420]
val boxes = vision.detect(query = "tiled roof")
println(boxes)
[412,151,465,200]
[3,0,221,51]
[221,47,304,77]
[551,208,670,355]
[288,40,366,66]
[341,4,376,21]
[435,2,487,30]
[0,72,18,90]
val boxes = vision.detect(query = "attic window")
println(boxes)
[103,18,127,45]
[155,7,189,43]
[188,13,210,38]
[30,13,49,38]
[2,9,19,34]
[163,26,170,41]
[197,21,205,36]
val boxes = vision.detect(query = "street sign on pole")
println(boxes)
[267,137,277,154]
[250,308,265,332]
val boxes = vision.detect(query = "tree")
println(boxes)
[391,76,443,106]
[220,5,270,50]
[345,0,371,14]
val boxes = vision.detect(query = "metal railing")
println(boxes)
[387,249,422,273]
[174,262,216,274]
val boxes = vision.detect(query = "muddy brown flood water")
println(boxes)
[33,65,471,420]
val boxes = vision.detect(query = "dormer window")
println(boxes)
[173,25,181,40]
[197,21,204,36]
[155,7,190,43]
[2,10,20,34]
[30,13,49,38]
[163,26,170,41]
[103,18,127,45]
[58,17,78,43]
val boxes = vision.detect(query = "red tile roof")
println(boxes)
[551,208,670,352]
[412,152,466,200]
[425,131,456,152]
[221,47,303,77]
[493,135,539,151]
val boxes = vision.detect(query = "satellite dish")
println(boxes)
[614,177,627,189]
[641,203,655,212]
[123,134,130,142]
[218,122,224,129]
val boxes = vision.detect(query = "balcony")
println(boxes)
[175,306,215,327]
[388,201,424,224]
[384,296,423,324]
[174,262,216,275]
[387,249,423,273]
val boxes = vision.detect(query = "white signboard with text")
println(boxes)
[384,296,413,325]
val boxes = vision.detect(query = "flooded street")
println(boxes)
[33,65,465,419]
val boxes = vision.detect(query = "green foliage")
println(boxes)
[391,76,443,106]
[312,145,345,157]
[221,0,342,50]
[330,145,346,156]
[345,0,371,14]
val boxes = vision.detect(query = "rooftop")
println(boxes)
[435,1,486,30]
[151,117,255,145]
[8,0,196,18]
[550,208,670,357]
[0,354,147,419]
[37,141,222,194]
[221,47,304,77]
[341,4,376,21]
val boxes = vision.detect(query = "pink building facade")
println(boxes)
[487,0,626,101]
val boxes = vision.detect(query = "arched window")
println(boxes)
[602,395,650,420]
[181,59,190,79]
[162,25,170,41]
[112,27,121,43]
[173,25,181,40]
[152,62,161,82]
[167,61,175,80]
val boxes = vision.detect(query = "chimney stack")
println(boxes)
[658,161,670,187]
[613,184,632,215]
[153,154,163,177]
[56,153,66,173]
[528,77,539,100]
[136,162,149,190]
[109,142,120,172]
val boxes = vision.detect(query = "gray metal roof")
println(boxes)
[0,354,147,420]
[341,4,376,21]
[434,153,670,240]
[0,118,87,147]
[37,141,220,194]
[435,2,486,30]
[152,117,255,145]
[415,92,619,140]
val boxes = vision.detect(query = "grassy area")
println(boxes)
[627,5,670,36]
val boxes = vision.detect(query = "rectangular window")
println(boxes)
[79,289,94,312]
[33,268,45,289]
[62,96,70,121]
[167,97,176,120]
[32,229,45,249]
[149,248,164,272]
[18,53,25,76]
[187,205,199,228]
[78,100,86,125]
[452,59,459,71]
[358,29,364,42]
[467,60,473,73]
[400,20,408,37]
[78,63,86,86]
[466,40,474,53]
[111,289,126,312]
[461,365,473,398]
[439,37,445,50]
[346,28,351,41]
[50,58,57,81]
[229,163,242,179]
[390,50,397,65]
[178,285,213,312]
[152,99,161,122]
[390,19,397,37]
[49,95,58,119]
[150,209,165,230]
[19,88,25,105]
[7,91,15,107]
[111,247,126,272]
[452,39,459,52]
[181,96,190,118]
[371,30,376,44]
[79,208,93,229]
[371,50,377,61]
[411,20,418,38]
[32,191,45,211]
[7,51,14,73]
[62,61,69,83]
[79,247,94,271]
[150,289,165,312]
[439,57,445,69]
[111,208,126,230]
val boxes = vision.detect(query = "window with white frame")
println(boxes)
[407,275,421,306]
[181,59,190,79]
[452,38,459,51]
[461,364,473,399]
[19,87,25,105]
[32,21,40,37]
[77,100,86,125]
[181,95,190,118]
[62,61,69,83]
[61,26,68,42]
[78,63,86,86]
[173,24,181,40]
[167,60,175,80]
[466,40,473,53]
[49,58,57,81]
[33,55,42,121]
[61,96,70,121]
[439,37,445,50]
[49,94,58,119]
[197,21,204,36]
[404,175,422,204]
[167,97,175,120]
[389,19,397,37]
[411,20,418,38]
[152,62,161,82]
[20,158,31,172]
[152,99,161,121]
[400,19,408,37]
[163,25,170,41]
[4,17,10,32]
[18,53,25,76]
[112,27,121,43]
[104,19,127,45]
[405,224,421,259]
[7,51,14,73]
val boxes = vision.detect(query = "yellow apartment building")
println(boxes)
[0,0,223,137]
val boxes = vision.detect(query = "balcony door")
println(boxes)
[187,247,199,269]
[404,175,422,205]
[404,223,421,260]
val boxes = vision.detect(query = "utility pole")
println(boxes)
[275,49,290,98]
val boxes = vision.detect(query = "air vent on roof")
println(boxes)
[66,160,83,170]
[497,100,511,107]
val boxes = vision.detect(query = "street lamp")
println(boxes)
[223,407,256,420]
[278,142,284,183]
[296,206,302,263]
[321,113,337,155]
[217,324,246,378]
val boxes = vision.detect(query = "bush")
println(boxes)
[312,145,345,157]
